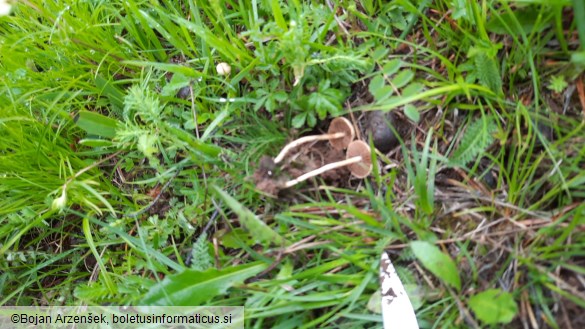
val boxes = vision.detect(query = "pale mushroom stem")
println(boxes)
[284,156,362,188]
[273,132,346,164]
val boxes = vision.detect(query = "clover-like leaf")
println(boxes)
[382,59,402,76]
[392,70,415,88]
[404,104,420,123]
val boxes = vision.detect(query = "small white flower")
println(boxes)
[0,0,12,17]
[51,190,67,211]
[216,62,231,76]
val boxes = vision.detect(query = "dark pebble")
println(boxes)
[368,111,398,153]
[176,86,191,99]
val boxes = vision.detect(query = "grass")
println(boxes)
[1,0,584,327]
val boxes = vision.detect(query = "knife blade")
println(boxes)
[380,251,419,329]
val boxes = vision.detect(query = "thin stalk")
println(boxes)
[274,132,345,164]
[285,156,362,188]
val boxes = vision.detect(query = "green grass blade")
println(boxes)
[140,262,267,305]
[74,110,120,138]
[82,217,117,294]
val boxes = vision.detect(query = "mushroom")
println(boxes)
[345,140,373,178]
[216,62,231,76]
[273,117,355,164]
[284,140,372,187]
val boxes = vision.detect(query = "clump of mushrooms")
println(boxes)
[284,140,372,187]
[256,117,372,194]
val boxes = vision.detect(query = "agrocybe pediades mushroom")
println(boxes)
[254,117,373,195]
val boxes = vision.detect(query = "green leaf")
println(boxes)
[124,61,202,77]
[219,228,254,248]
[95,75,125,109]
[74,111,120,138]
[307,112,317,127]
[410,241,461,291]
[163,123,221,157]
[413,131,437,215]
[312,96,329,119]
[140,262,267,305]
[254,94,269,112]
[451,0,470,21]
[486,7,549,35]
[404,104,420,122]
[292,113,306,128]
[547,75,568,93]
[82,218,116,294]
[388,8,408,30]
[369,75,393,102]
[79,139,114,148]
[190,233,212,272]
[392,70,415,88]
[402,82,424,98]
[376,86,395,101]
[469,289,518,324]
[372,46,390,61]
[270,0,287,30]
[368,75,385,95]
[449,116,497,167]
[473,52,502,94]
[137,133,158,158]
[308,80,343,119]
[382,59,402,76]
[273,91,288,102]
[212,186,288,246]
[458,60,475,72]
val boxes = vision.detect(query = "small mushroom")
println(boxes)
[284,140,372,187]
[216,62,231,76]
[273,117,355,164]
[0,1,12,17]
[345,140,373,178]
[327,117,356,150]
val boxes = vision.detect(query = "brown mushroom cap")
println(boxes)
[327,117,355,150]
[346,140,372,178]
